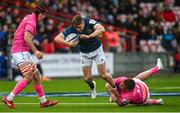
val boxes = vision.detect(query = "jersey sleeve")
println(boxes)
[86,18,98,28]
[61,27,72,39]
[114,76,127,87]
[114,78,121,87]
[25,21,35,34]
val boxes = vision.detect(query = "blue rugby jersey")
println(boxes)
[61,18,101,53]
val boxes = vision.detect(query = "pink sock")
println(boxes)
[33,84,45,97]
[150,99,159,105]
[12,79,28,96]
[150,66,158,74]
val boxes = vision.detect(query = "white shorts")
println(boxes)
[80,45,106,67]
[11,52,33,66]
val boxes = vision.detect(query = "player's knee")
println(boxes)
[20,63,37,78]
[24,76,33,83]
[33,71,43,84]
[20,64,32,74]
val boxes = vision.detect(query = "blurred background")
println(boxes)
[0,0,180,81]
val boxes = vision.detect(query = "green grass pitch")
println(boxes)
[0,73,180,112]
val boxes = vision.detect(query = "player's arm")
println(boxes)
[89,23,105,38]
[54,33,78,47]
[24,31,37,53]
[24,31,43,59]
[105,83,120,102]
[54,33,71,46]
[79,23,105,39]
[105,83,118,102]
[106,82,129,106]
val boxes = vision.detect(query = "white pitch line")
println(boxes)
[154,86,180,89]
[0,102,116,105]
[1,112,179,113]
[0,112,179,113]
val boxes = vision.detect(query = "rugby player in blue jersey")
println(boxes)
[54,15,118,99]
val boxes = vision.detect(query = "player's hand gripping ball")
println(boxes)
[65,33,79,47]
[65,33,79,42]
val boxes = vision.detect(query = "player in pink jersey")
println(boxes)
[106,58,164,106]
[2,5,58,109]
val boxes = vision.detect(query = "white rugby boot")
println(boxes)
[90,81,96,99]
[157,58,164,70]
[157,98,164,105]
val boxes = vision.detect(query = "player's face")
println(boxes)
[75,21,85,32]
[119,81,130,91]
[119,82,126,90]
[37,13,46,22]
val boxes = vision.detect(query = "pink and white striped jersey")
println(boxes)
[114,76,149,105]
[11,13,37,53]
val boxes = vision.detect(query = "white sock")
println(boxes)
[7,92,15,101]
[39,96,47,103]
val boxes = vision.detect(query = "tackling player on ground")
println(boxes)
[54,15,119,99]
[2,5,58,109]
[106,58,164,106]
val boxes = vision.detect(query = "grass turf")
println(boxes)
[0,73,180,112]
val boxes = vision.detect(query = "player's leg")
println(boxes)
[97,63,119,97]
[80,52,96,99]
[134,58,164,81]
[82,66,96,99]
[2,61,33,109]
[95,46,119,97]
[32,62,58,107]
[97,62,115,87]
[143,98,164,105]
[2,52,35,109]
[95,46,115,88]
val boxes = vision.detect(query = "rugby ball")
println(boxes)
[65,33,79,42]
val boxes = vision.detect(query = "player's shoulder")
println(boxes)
[64,26,76,33]
[24,13,33,20]
[114,76,128,83]
[23,14,36,26]
[62,26,79,41]
[83,18,98,25]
